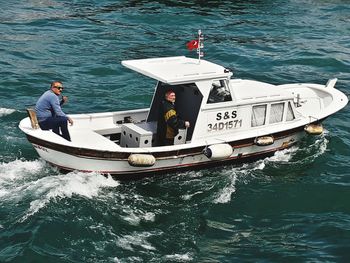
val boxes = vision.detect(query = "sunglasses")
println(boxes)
[54,86,64,91]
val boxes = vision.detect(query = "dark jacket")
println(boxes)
[157,100,185,146]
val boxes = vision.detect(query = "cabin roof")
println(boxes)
[231,80,293,100]
[121,56,231,85]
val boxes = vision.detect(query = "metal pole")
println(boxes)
[198,30,201,63]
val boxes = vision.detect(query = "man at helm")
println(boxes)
[157,90,190,146]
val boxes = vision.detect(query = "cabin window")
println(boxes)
[207,80,232,104]
[251,104,267,127]
[286,102,295,121]
[269,103,284,124]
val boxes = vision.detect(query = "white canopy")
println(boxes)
[121,56,231,85]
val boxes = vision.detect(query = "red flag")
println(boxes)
[186,39,199,51]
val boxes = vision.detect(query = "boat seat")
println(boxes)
[26,108,39,129]
[70,129,121,150]
[94,125,120,135]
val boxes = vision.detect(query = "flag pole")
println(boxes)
[197,30,204,64]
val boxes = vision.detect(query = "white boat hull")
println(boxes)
[27,127,305,178]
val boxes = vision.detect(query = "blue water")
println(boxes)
[1,1,350,262]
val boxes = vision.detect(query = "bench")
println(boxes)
[70,129,121,150]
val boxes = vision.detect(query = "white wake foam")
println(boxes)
[213,171,238,204]
[116,231,159,251]
[212,146,301,204]
[311,135,329,158]
[0,159,45,182]
[0,159,120,221]
[164,253,193,261]
[120,205,156,226]
[181,191,204,201]
[0,108,16,117]
[212,138,328,204]
[264,146,298,163]
[21,172,119,221]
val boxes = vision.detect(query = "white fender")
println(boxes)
[128,154,156,167]
[254,136,274,146]
[304,123,323,135]
[203,143,233,160]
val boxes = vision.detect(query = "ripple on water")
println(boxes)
[0,108,16,117]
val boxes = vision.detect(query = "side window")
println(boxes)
[286,102,295,121]
[269,103,284,124]
[207,80,232,104]
[251,104,267,127]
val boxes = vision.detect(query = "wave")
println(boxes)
[214,148,296,204]
[306,133,329,159]
[0,159,120,221]
[213,172,237,204]
[0,159,45,183]
[120,207,156,226]
[116,231,160,252]
[21,171,120,221]
[212,145,303,204]
[0,107,16,117]
[164,253,193,261]
[204,135,328,205]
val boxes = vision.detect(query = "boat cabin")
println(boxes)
[118,56,297,148]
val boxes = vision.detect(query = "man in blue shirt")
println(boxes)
[35,81,73,141]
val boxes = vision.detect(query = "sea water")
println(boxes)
[1,1,350,262]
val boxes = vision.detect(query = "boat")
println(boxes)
[19,34,348,179]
